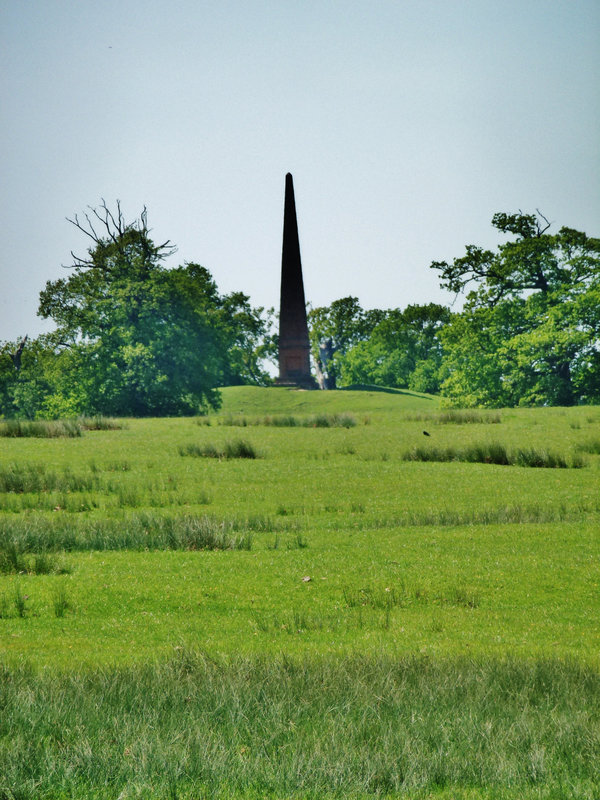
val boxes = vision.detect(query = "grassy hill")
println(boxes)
[218,384,438,414]
[1,387,599,798]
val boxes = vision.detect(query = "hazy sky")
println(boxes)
[1,0,599,341]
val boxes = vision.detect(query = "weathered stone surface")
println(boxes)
[276,173,317,389]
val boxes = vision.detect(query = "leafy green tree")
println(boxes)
[219,293,276,387]
[337,304,451,392]
[308,297,386,389]
[432,212,600,406]
[0,335,75,419]
[32,201,271,417]
[0,338,27,416]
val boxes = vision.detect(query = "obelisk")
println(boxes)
[276,173,316,388]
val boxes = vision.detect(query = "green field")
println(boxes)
[1,387,599,798]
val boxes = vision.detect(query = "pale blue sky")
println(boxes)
[1,0,599,341]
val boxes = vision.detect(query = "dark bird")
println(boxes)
[422,430,430,436]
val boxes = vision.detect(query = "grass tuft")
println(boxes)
[576,437,600,455]
[0,542,69,575]
[52,586,72,618]
[179,439,259,459]
[78,415,124,430]
[12,583,28,617]
[0,463,97,493]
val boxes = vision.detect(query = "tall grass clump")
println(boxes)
[0,653,598,798]
[307,412,356,428]
[354,501,596,529]
[0,540,69,575]
[12,583,28,617]
[0,419,82,438]
[0,513,262,553]
[576,437,600,455]
[342,582,481,610]
[78,415,125,431]
[0,417,123,437]
[179,439,259,459]
[404,409,501,424]
[439,409,501,424]
[403,442,583,468]
[261,413,300,427]
[215,412,357,428]
[52,586,72,618]
[0,463,97,493]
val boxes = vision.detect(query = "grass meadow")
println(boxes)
[1,386,599,799]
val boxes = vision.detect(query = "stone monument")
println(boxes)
[276,173,317,388]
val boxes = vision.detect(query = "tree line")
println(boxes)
[310,211,600,406]
[1,205,598,417]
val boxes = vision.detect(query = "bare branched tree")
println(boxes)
[65,199,176,271]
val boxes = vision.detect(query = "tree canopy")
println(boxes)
[432,211,600,406]
[308,297,386,389]
[336,303,451,393]
[0,202,274,418]
[307,212,599,407]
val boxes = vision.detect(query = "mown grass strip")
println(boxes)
[0,653,598,799]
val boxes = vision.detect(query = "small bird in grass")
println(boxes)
[422,430,430,436]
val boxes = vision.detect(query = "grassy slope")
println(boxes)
[0,386,599,668]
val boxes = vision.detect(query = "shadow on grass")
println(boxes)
[340,383,436,399]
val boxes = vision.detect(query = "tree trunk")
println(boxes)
[554,360,575,406]
[11,336,28,371]
[316,340,337,390]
